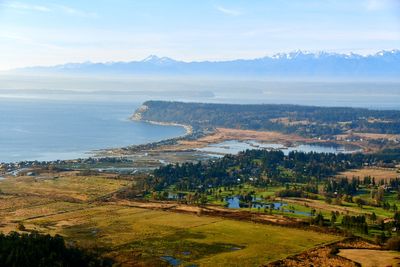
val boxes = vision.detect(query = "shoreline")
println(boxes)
[92,108,199,157]
[131,117,193,138]
[130,103,194,139]
[0,110,196,165]
[1,105,371,165]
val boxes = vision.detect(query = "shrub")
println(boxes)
[329,245,339,256]
[385,236,400,251]
[17,222,26,231]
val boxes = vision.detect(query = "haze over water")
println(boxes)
[0,81,398,163]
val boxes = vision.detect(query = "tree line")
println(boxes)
[147,148,400,192]
[140,101,400,137]
[0,232,111,267]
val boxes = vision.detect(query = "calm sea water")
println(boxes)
[1,82,399,163]
[0,99,185,163]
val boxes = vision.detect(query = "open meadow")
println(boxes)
[25,205,340,266]
[2,162,400,266]
[0,173,340,266]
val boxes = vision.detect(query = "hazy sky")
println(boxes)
[0,0,399,70]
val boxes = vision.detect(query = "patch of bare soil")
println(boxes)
[338,249,400,267]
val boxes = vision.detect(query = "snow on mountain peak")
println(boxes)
[142,55,175,64]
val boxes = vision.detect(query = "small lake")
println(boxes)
[97,167,138,174]
[167,192,187,200]
[226,196,311,216]
[160,256,182,266]
[197,140,360,156]
[226,196,285,209]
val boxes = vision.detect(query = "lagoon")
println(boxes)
[196,140,359,156]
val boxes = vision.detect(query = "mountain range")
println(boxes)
[11,50,400,79]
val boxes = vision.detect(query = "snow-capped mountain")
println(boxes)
[12,50,400,79]
[141,55,176,64]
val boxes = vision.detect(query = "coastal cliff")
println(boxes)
[131,104,148,121]
[132,103,193,137]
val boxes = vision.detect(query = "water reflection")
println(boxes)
[225,196,311,217]
[160,256,181,266]
[197,140,360,156]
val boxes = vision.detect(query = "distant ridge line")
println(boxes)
[11,49,400,78]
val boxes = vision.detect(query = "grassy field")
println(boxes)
[0,172,129,232]
[0,173,340,266]
[25,205,340,266]
[5,170,400,266]
[0,172,129,201]
[160,179,400,224]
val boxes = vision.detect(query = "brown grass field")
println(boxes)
[338,249,400,267]
[267,238,387,267]
[337,167,400,182]
[2,170,400,266]
[0,173,341,266]
[0,172,129,201]
[352,133,400,141]
[24,204,340,266]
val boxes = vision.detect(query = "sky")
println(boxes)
[0,0,399,70]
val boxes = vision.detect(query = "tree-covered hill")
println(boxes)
[0,232,112,267]
[137,101,400,137]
